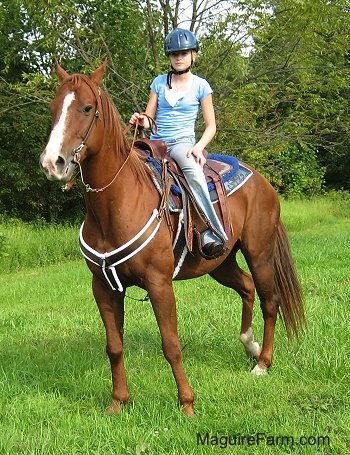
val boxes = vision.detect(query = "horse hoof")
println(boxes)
[106,399,124,415]
[182,403,195,417]
[251,365,268,376]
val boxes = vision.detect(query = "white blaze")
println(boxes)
[44,92,75,163]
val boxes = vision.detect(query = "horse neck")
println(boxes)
[82,144,157,246]
[81,92,127,190]
[80,89,158,244]
[81,135,127,194]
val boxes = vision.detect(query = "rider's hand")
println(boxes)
[129,112,145,126]
[187,145,207,168]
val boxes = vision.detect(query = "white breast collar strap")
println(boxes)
[79,209,162,292]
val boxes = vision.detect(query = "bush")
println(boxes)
[244,142,324,196]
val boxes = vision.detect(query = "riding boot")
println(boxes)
[167,139,228,257]
[201,230,225,256]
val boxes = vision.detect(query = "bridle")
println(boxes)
[72,110,100,157]
[61,83,153,193]
[61,88,102,192]
[71,123,136,193]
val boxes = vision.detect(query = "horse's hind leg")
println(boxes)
[209,253,261,360]
[242,240,279,376]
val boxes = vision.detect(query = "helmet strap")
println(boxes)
[167,63,192,89]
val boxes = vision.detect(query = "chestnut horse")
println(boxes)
[40,62,305,416]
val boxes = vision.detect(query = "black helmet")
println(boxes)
[164,28,199,56]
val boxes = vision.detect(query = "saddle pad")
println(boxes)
[146,154,253,207]
[208,155,253,202]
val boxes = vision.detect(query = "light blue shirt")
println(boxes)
[149,74,213,142]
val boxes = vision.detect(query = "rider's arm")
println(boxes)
[187,93,216,166]
[129,91,158,129]
[196,93,216,151]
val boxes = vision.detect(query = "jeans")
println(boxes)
[167,137,228,242]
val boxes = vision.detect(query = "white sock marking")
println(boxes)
[240,327,261,358]
[251,365,267,376]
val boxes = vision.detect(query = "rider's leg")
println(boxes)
[168,140,227,254]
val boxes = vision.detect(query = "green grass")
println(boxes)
[0,195,349,454]
[0,218,79,273]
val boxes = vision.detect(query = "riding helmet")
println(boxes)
[164,28,199,56]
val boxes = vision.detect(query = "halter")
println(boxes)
[61,90,102,192]
[72,109,100,157]
[62,89,150,193]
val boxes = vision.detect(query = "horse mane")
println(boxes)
[63,73,151,184]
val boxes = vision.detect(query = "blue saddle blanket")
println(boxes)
[146,153,253,204]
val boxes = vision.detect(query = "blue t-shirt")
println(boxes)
[149,74,213,142]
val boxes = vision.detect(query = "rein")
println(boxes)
[62,81,155,193]
[72,119,141,193]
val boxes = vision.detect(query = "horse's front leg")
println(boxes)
[147,280,195,416]
[92,275,129,414]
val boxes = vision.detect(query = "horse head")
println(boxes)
[40,61,107,183]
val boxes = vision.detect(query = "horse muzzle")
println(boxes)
[39,150,77,182]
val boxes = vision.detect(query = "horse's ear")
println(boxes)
[90,60,107,86]
[55,61,70,82]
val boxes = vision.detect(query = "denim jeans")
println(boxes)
[167,137,228,242]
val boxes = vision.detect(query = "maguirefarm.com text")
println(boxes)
[197,432,330,449]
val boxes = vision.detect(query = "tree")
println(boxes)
[1,0,349,222]
[0,0,149,221]
[201,0,349,194]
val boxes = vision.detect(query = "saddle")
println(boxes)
[134,138,233,260]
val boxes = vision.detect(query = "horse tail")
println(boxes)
[274,221,306,340]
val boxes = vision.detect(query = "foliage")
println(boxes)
[0,215,80,273]
[0,0,148,222]
[0,233,8,260]
[201,0,349,195]
[0,0,349,220]
[245,143,325,196]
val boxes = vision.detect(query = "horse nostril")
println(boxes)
[55,155,66,169]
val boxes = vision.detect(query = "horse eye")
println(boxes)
[84,105,93,115]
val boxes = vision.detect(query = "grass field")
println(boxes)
[0,195,349,454]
